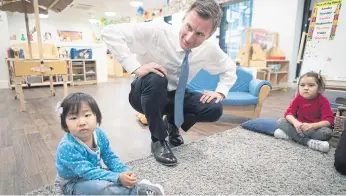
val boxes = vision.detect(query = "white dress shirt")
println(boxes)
[100,21,237,97]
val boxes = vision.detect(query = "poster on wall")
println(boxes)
[250,31,274,52]
[57,30,82,42]
[9,35,16,40]
[308,0,342,41]
[44,32,52,41]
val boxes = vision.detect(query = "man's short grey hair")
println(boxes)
[185,0,223,35]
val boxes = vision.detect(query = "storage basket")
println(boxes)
[334,106,346,133]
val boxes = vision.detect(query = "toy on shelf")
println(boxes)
[267,45,286,60]
[237,28,286,67]
[235,44,248,66]
[251,43,266,61]
[58,47,69,59]
[334,106,346,137]
[237,28,289,90]
[70,48,92,59]
[7,47,24,59]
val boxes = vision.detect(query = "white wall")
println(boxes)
[5,12,108,85]
[7,12,95,45]
[252,0,305,84]
[0,12,10,89]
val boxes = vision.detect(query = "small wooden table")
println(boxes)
[9,59,69,112]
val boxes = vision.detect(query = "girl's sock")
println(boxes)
[274,128,291,140]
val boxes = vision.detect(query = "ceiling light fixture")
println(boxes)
[39,14,49,19]
[105,12,116,16]
[88,18,100,24]
[129,1,143,7]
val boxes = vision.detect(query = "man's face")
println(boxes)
[179,9,214,50]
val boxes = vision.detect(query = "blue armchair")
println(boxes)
[187,67,272,119]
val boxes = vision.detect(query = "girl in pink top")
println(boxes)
[275,71,334,153]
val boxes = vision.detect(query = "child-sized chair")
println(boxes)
[187,67,272,119]
[135,67,272,125]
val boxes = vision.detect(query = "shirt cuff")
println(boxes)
[121,57,141,75]
[215,84,229,98]
[112,172,122,185]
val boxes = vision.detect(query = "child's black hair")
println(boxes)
[298,71,326,92]
[59,92,102,133]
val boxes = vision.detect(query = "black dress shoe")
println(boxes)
[164,118,184,147]
[151,140,177,166]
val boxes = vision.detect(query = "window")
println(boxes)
[219,0,253,59]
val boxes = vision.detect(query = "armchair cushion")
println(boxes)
[249,79,272,97]
[187,67,272,107]
[222,92,258,106]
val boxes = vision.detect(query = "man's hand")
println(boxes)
[134,62,167,77]
[118,171,137,188]
[200,90,224,104]
[301,123,315,132]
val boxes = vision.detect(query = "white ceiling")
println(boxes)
[62,0,166,19]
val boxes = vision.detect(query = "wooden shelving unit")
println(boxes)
[266,60,289,89]
[6,58,71,89]
[7,58,98,89]
[70,59,97,86]
[253,60,289,90]
[236,28,289,90]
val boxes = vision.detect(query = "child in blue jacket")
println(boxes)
[55,92,164,195]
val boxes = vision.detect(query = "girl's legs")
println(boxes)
[63,178,136,195]
[303,127,332,141]
[278,118,309,145]
[277,118,330,152]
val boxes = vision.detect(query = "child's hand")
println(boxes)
[301,123,315,132]
[118,171,137,188]
[293,121,303,133]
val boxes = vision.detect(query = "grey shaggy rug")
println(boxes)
[27,127,346,195]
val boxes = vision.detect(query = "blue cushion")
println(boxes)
[222,92,258,106]
[240,118,278,136]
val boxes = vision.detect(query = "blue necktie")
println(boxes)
[174,50,191,128]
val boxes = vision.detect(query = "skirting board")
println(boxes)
[0,80,8,89]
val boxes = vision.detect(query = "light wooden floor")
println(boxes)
[0,78,299,194]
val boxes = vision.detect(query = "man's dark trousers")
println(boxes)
[129,73,223,141]
[335,130,346,175]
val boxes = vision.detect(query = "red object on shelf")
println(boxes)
[267,56,286,60]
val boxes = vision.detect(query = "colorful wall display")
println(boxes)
[308,0,342,41]
[57,30,83,42]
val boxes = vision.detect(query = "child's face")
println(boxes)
[299,76,319,99]
[65,102,97,142]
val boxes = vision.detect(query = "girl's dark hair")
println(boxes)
[59,92,102,133]
[298,71,326,92]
